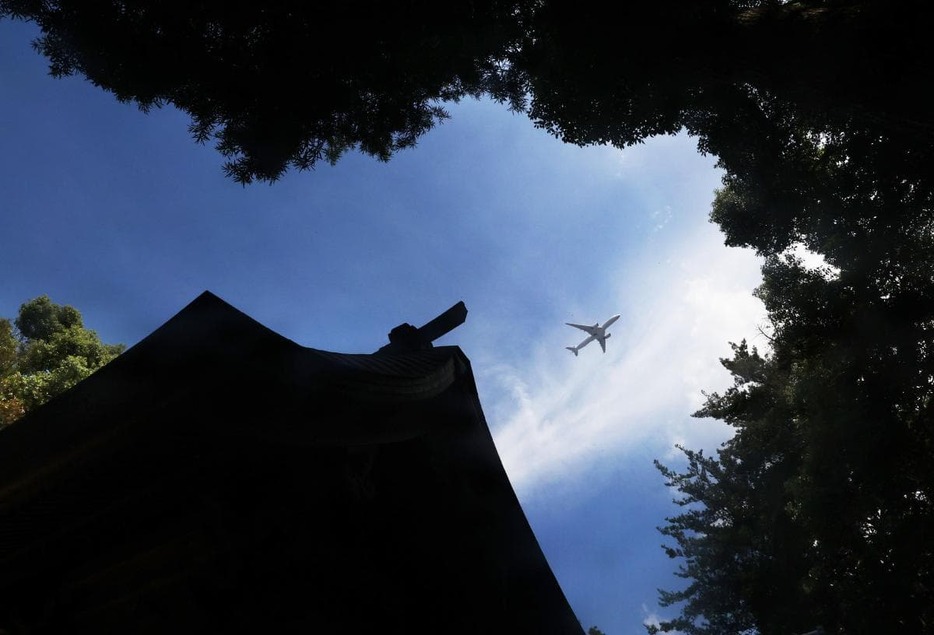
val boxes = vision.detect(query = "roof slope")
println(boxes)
[0,292,584,634]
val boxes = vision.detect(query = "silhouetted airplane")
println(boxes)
[565,315,620,356]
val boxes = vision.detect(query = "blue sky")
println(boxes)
[1,18,768,633]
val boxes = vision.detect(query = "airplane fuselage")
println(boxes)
[566,314,620,355]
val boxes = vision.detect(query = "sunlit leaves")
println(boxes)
[0,297,124,428]
[0,319,16,375]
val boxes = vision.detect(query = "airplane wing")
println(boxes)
[566,315,618,356]
[566,322,598,335]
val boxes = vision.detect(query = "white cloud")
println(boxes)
[478,220,766,500]
[787,241,840,278]
[642,603,683,634]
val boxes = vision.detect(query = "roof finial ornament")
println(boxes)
[377,301,467,354]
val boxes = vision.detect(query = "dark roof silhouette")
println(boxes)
[0,291,584,634]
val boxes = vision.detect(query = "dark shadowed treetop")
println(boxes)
[518,0,934,146]
[0,0,534,183]
[3,1,933,185]
[519,1,934,258]
[651,77,934,630]
[654,256,934,632]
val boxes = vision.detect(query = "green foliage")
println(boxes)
[642,6,934,628]
[15,294,82,340]
[588,628,606,635]
[0,319,16,375]
[651,342,815,634]
[654,162,934,632]
[0,296,124,428]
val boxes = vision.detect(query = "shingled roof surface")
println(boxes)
[0,292,584,634]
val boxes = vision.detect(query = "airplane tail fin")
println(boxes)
[566,347,578,357]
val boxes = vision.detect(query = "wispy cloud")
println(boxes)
[477,220,766,500]
[651,205,673,232]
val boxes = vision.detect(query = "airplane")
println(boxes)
[565,314,620,356]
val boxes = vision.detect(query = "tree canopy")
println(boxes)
[3,1,932,184]
[651,112,934,635]
[0,0,534,183]
[0,296,124,427]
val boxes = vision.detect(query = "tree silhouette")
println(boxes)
[5,1,932,185]
[0,0,534,183]
[654,179,934,632]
